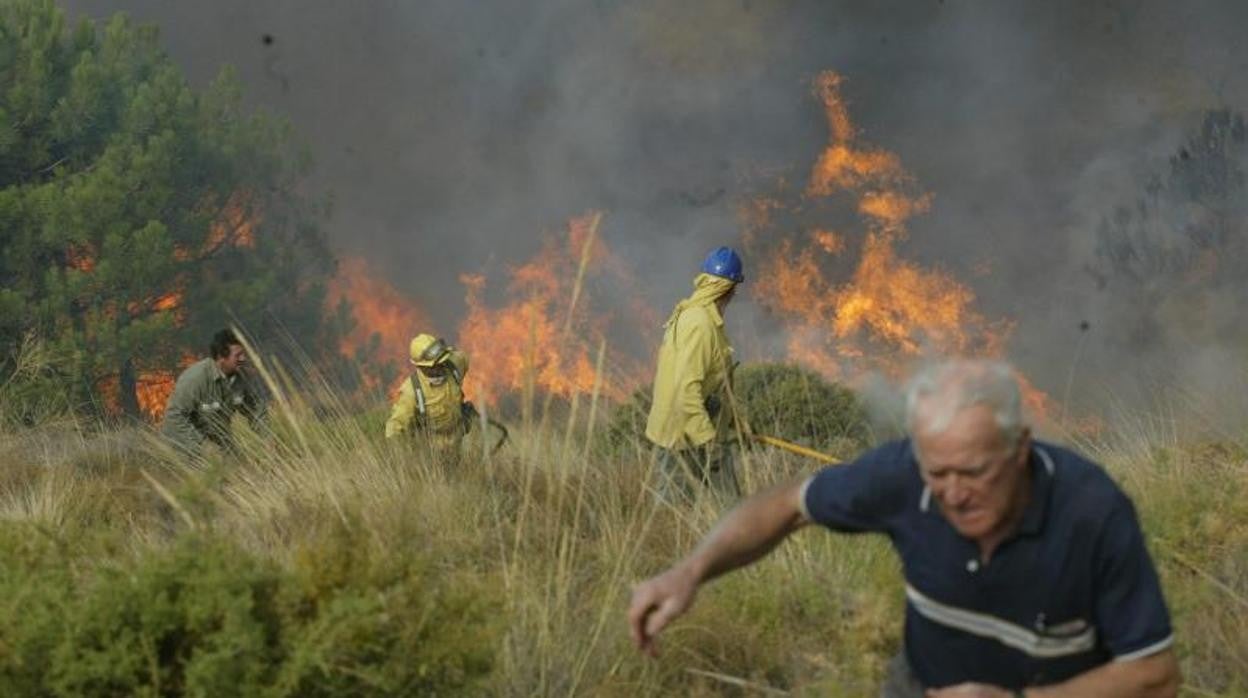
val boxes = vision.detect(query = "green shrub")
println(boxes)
[275,518,499,697]
[0,524,77,697]
[0,527,498,697]
[598,387,653,457]
[0,333,74,428]
[734,363,871,454]
[46,536,284,697]
[599,362,871,456]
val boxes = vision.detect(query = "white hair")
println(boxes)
[904,359,1025,446]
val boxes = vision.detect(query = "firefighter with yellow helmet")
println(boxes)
[385,333,474,464]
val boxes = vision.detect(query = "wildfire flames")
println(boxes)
[457,212,642,405]
[135,372,177,419]
[325,214,654,406]
[749,71,1058,423]
[61,73,1072,427]
[69,192,259,420]
[203,192,257,252]
[66,243,96,273]
[328,256,432,382]
[92,354,194,421]
[134,354,198,420]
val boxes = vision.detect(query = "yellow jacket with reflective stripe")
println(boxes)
[385,349,469,439]
[644,303,734,449]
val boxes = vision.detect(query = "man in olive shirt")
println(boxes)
[160,329,266,456]
[645,246,744,500]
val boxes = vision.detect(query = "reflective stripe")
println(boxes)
[1113,635,1173,663]
[905,585,1097,658]
[798,475,815,522]
[1036,446,1056,475]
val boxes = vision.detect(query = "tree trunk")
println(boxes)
[118,357,142,419]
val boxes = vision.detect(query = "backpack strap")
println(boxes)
[409,375,427,417]
[409,360,466,430]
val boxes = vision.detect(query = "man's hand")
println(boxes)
[628,563,700,657]
[626,479,808,658]
[926,684,1013,698]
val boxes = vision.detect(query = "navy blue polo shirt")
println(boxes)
[801,439,1173,689]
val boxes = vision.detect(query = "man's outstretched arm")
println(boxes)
[628,477,810,656]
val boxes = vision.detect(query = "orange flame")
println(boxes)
[94,354,195,421]
[748,70,1088,430]
[752,71,1012,381]
[206,192,257,250]
[66,244,96,273]
[123,290,185,325]
[327,256,431,390]
[456,212,642,405]
[135,372,177,420]
[136,354,197,420]
[813,229,847,255]
[173,192,259,261]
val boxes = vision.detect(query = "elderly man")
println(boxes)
[645,246,745,501]
[629,360,1179,697]
[160,328,266,456]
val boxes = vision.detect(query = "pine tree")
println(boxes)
[0,0,344,418]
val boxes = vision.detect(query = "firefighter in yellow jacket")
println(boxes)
[385,334,473,465]
[645,246,744,500]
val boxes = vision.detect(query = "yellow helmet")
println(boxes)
[409,333,451,368]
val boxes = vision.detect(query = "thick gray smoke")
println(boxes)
[60,0,1248,418]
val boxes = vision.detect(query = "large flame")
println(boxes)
[750,71,1058,423]
[327,256,432,392]
[754,71,1001,376]
[456,212,644,405]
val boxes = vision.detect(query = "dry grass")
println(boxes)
[0,358,1245,696]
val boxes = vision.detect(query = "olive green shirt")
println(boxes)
[160,358,266,453]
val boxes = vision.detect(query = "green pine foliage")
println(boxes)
[0,0,345,418]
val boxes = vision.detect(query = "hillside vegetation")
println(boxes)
[0,360,1244,696]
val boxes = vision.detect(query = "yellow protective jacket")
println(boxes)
[385,349,470,440]
[645,293,735,450]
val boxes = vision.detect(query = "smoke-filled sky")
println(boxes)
[61,0,1248,408]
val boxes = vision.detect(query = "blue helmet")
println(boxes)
[700,246,745,283]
